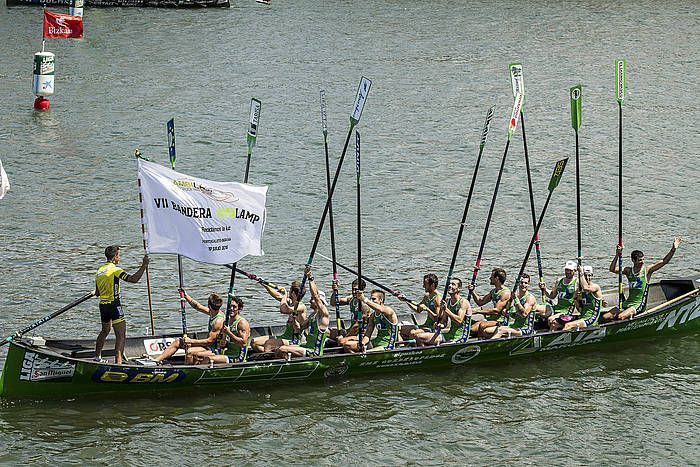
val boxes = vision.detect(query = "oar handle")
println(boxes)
[1,291,94,347]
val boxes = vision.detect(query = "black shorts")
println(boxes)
[99,302,125,324]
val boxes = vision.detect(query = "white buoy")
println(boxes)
[32,51,55,97]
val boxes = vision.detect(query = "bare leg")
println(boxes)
[113,321,126,364]
[95,321,111,359]
[252,335,269,353]
[617,306,636,321]
[154,338,183,362]
[563,319,587,332]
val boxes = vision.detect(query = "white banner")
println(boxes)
[137,158,267,265]
[0,157,10,200]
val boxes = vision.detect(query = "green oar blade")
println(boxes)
[615,59,626,104]
[548,157,569,191]
[350,76,372,126]
[570,85,582,131]
[247,98,262,154]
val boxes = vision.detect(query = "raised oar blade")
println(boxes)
[441,104,495,302]
[548,157,568,192]
[570,85,582,132]
[507,93,524,141]
[247,98,261,154]
[350,76,372,126]
[480,105,496,149]
[296,77,372,302]
[615,59,626,104]
[167,118,176,167]
[320,89,328,138]
[509,63,525,104]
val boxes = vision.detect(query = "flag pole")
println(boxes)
[134,149,155,335]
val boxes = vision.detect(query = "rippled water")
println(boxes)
[0,0,698,464]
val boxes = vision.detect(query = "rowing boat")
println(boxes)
[6,0,229,8]
[1,277,698,399]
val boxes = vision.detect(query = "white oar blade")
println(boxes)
[350,76,372,125]
[509,63,524,99]
[320,90,328,135]
[507,93,524,140]
[615,59,626,104]
[248,98,262,139]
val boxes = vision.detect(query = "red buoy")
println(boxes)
[34,96,50,111]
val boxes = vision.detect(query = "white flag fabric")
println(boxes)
[0,157,9,200]
[137,158,267,265]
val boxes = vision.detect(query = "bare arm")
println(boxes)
[183,293,210,315]
[609,245,622,273]
[442,299,469,325]
[262,282,284,302]
[125,255,150,283]
[223,319,250,348]
[185,319,223,346]
[539,281,558,300]
[647,236,682,277]
[466,283,492,307]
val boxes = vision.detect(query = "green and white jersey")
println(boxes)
[579,291,602,321]
[303,314,327,356]
[490,286,510,325]
[223,316,243,359]
[623,266,648,308]
[422,293,438,329]
[442,297,470,342]
[511,291,535,329]
[371,311,398,349]
[554,277,577,314]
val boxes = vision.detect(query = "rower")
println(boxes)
[602,236,682,321]
[251,280,307,352]
[540,260,578,331]
[332,278,367,349]
[491,273,537,339]
[563,265,603,331]
[358,289,400,352]
[466,268,511,339]
[275,267,330,359]
[196,296,251,364]
[154,292,225,364]
[416,277,470,345]
[400,273,442,340]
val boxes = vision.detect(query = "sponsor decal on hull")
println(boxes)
[451,346,481,364]
[540,327,606,351]
[92,367,186,384]
[656,298,700,331]
[19,351,75,382]
[359,350,447,369]
[143,337,185,357]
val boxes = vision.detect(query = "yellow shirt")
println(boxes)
[95,262,129,304]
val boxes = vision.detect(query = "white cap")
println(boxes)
[583,265,593,274]
[316,290,328,306]
[564,260,577,271]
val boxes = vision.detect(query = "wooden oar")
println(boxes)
[134,149,155,335]
[295,77,372,306]
[615,60,627,306]
[570,85,583,287]
[320,90,342,331]
[440,105,495,302]
[508,159,569,313]
[468,93,524,298]
[225,98,261,325]
[509,63,546,303]
[1,291,94,347]
[167,118,188,339]
[316,253,422,308]
[355,130,364,351]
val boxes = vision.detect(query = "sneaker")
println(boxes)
[93,357,108,364]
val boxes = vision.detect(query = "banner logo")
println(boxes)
[20,352,75,382]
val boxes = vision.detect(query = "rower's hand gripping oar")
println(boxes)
[294,77,372,310]
[468,93,524,302]
[320,89,343,333]
[225,98,261,325]
[570,85,584,297]
[615,59,626,307]
[441,105,495,303]
[0,292,94,347]
[508,158,569,319]
[167,118,188,340]
[509,63,547,304]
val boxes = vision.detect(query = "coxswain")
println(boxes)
[251,280,307,352]
[491,273,537,339]
[466,267,511,339]
[540,261,578,331]
[602,236,682,321]
[275,267,330,358]
[153,292,225,364]
[94,245,149,364]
